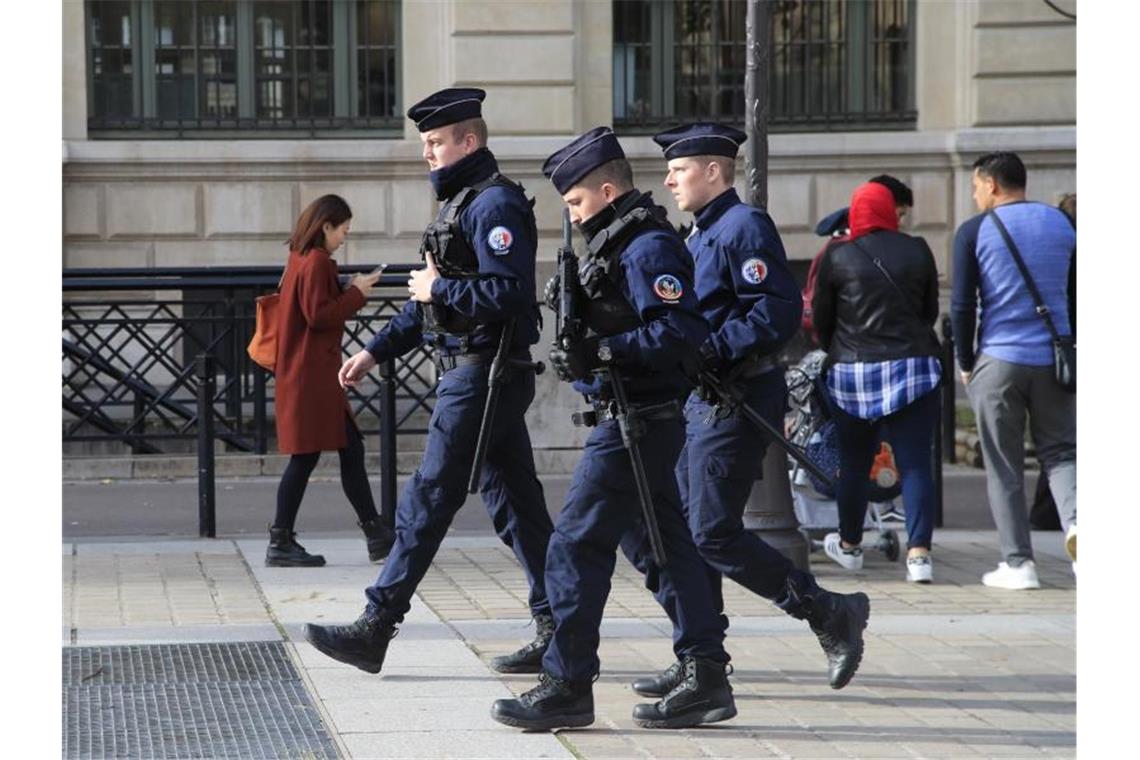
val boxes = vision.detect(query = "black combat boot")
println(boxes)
[490,672,594,731]
[265,526,326,567]
[303,613,398,674]
[777,574,870,689]
[358,518,396,563]
[632,656,737,729]
[631,659,685,698]
[807,589,870,689]
[490,613,555,674]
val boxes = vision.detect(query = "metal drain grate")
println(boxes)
[63,642,339,759]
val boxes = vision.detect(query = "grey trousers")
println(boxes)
[967,353,1077,564]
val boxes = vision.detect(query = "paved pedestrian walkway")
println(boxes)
[63,529,1075,759]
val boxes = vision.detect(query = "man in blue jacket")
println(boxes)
[624,122,870,700]
[302,87,556,675]
[491,127,737,731]
[952,151,1077,588]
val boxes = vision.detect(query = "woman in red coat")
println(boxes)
[268,194,393,567]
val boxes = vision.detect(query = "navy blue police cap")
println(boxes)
[652,122,747,160]
[406,87,486,132]
[815,207,850,237]
[542,126,626,194]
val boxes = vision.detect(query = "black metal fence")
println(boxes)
[63,265,432,535]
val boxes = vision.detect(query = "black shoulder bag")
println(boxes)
[986,210,1075,393]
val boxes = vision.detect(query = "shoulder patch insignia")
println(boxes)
[741,257,768,285]
[653,274,684,302]
[487,226,513,254]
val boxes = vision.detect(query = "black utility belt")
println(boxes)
[571,398,682,428]
[733,354,780,379]
[432,349,536,375]
[432,350,493,374]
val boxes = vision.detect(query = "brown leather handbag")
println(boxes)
[247,269,286,372]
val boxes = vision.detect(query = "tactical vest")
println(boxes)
[579,196,675,338]
[419,172,531,337]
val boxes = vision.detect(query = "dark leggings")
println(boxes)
[273,415,382,532]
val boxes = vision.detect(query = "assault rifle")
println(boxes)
[553,208,668,567]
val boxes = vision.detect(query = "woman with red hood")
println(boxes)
[811,182,942,583]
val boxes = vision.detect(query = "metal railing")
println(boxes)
[63,264,433,536]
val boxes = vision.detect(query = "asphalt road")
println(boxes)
[61,466,1035,540]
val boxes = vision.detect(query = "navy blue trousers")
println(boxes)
[364,361,552,623]
[832,388,939,550]
[627,376,819,636]
[542,415,729,683]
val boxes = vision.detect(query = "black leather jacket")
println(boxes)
[812,229,940,365]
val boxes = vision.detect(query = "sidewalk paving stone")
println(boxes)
[64,530,1075,758]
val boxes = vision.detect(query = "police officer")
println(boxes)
[621,122,871,699]
[303,88,556,675]
[491,128,736,732]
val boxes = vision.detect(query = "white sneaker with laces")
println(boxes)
[1064,524,1077,562]
[823,532,863,570]
[982,560,1040,590]
[906,554,933,583]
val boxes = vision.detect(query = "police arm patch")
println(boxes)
[741,257,768,285]
[653,274,684,302]
[487,226,513,254]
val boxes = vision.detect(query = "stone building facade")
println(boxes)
[62,0,1076,454]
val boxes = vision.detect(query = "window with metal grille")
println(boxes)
[86,0,401,137]
[613,0,916,133]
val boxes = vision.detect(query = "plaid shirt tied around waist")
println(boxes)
[826,357,942,420]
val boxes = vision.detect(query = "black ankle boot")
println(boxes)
[266,526,326,567]
[632,656,736,728]
[358,518,395,563]
[490,613,555,674]
[777,574,870,689]
[490,672,594,731]
[303,613,398,674]
[631,659,685,698]
[807,590,870,689]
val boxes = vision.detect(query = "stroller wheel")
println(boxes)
[882,530,900,562]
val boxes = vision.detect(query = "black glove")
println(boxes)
[549,336,601,382]
[698,341,725,374]
[543,274,560,313]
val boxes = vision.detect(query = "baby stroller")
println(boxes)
[785,350,903,562]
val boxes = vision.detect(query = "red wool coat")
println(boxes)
[273,248,366,454]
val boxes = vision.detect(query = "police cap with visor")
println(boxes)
[542,127,627,195]
[407,87,486,132]
[652,122,746,160]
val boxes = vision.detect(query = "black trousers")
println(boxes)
[273,415,382,531]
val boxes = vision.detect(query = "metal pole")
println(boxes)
[744,0,771,210]
[253,363,267,455]
[743,0,808,570]
[378,357,398,530]
[941,315,957,464]
[196,353,217,538]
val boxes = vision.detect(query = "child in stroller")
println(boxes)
[785,350,904,563]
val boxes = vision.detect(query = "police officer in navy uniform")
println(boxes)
[303,88,556,675]
[620,122,871,699]
[491,128,737,731]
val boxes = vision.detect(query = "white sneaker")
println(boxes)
[823,532,863,570]
[906,554,933,583]
[982,560,1040,590]
[1065,524,1077,562]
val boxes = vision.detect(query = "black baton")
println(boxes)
[607,370,668,568]
[468,319,515,494]
[698,369,837,491]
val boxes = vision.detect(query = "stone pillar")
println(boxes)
[63,0,88,141]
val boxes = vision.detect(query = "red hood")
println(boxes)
[848,182,898,239]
